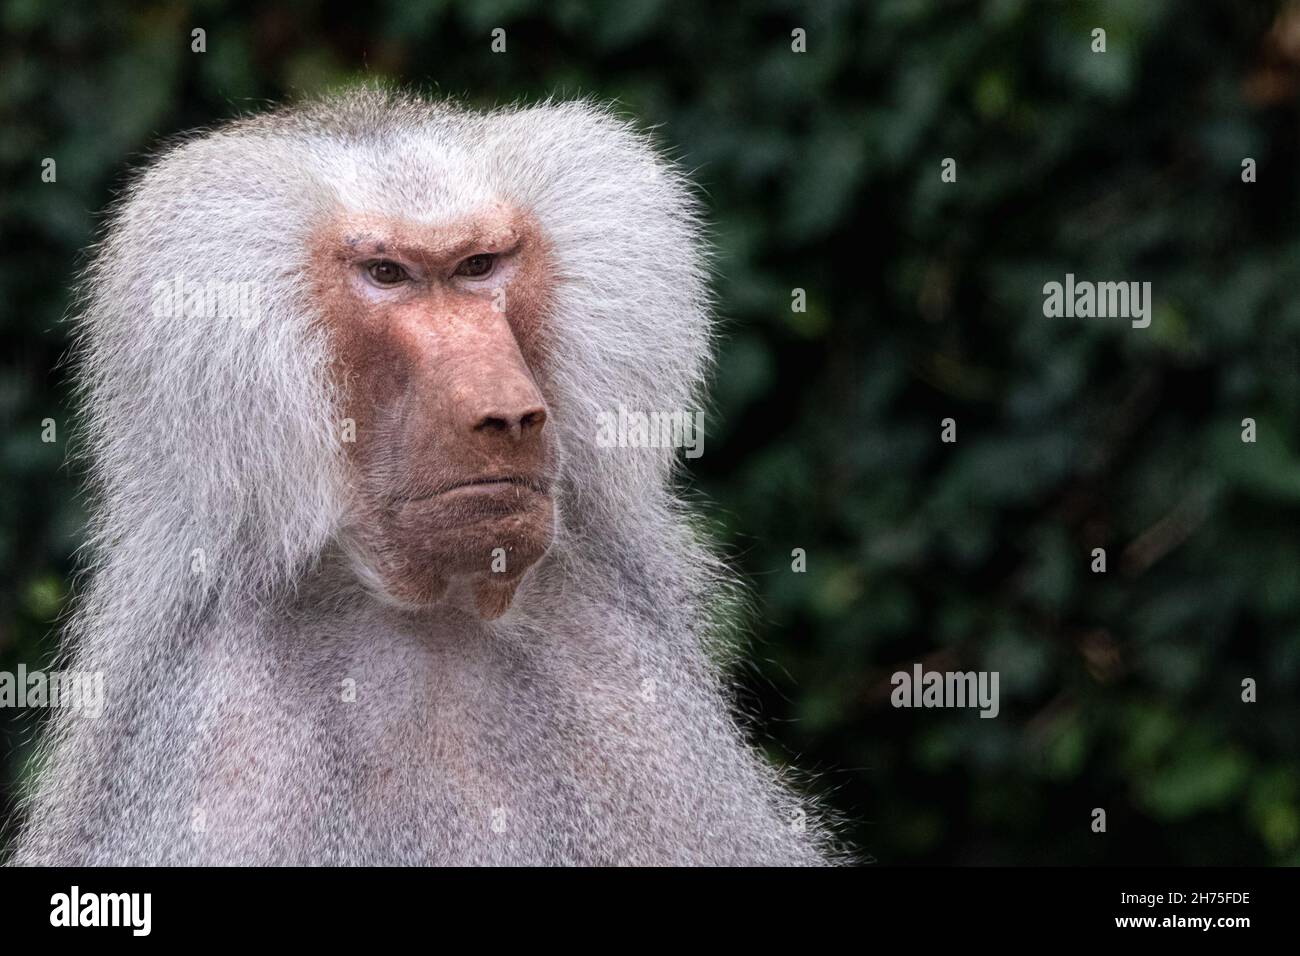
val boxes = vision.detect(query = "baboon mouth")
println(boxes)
[444,476,545,496]
[395,475,550,503]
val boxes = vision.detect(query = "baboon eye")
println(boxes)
[454,253,496,278]
[366,260,410,286]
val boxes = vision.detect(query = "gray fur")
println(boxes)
[11,88,838,866]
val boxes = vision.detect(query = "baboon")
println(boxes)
[12,89,838,865]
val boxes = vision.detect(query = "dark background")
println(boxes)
[2,0,1299,865]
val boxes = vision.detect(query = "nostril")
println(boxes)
[519,407,547,432]
[475,415,511,434]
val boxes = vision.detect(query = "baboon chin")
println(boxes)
[12,87,841,867]
[348,489,557,618]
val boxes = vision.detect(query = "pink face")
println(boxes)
[310,202,559,618]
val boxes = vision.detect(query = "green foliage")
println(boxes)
[1,0,1297,863]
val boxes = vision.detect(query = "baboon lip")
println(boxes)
[444,475,544,496]
[395,475,550,504]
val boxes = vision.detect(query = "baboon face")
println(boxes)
[312,202,559,618]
